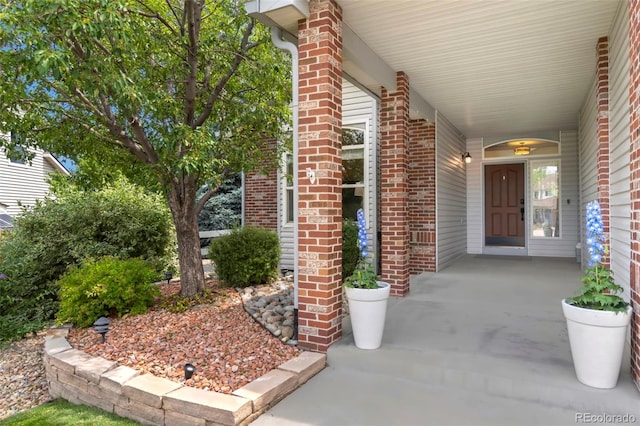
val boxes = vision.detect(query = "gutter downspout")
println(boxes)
[270,27,299,340]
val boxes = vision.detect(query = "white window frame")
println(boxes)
[281,120,370,226]
[342,121,369,224]
[530,159,561,239]
[282,152,294,226]
[6,132,28,166]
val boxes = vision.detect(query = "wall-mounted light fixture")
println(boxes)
[462,152,472,164]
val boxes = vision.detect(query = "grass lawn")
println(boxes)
[0,399,139,425]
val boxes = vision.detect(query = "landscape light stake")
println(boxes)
[93,317,110,343]
[184,363,196,380]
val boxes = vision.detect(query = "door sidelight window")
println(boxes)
[531,160,560,238]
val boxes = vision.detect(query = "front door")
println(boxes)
[485,163,525,247]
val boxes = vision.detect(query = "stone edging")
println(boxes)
[43,329,326,426]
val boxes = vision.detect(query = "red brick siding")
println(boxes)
[628,0,640,389]
[244,139,278,231]
[409,119,436,274]
[596,37,611,267]
[296,0,343,352]
[380,72,411,296]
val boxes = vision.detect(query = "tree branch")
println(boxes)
[193,19,255,128]
[127,115,159,164]
[91,37,112,56]
[71,87,105,117]
[195,176,227,215]
[183,0,202,126]
[132,0,180,38]
[66,34,86,60]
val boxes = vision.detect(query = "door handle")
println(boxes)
[520,207,525,221]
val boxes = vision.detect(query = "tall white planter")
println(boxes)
[345,281,391,350]
[562,299,632,389]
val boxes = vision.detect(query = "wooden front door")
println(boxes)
[485,163,525,247]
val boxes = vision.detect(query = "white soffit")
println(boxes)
[339,0,621,138]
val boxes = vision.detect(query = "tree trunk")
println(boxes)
[167,181,205,298]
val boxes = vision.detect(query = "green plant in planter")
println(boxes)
[567,200,629,313]
[344,209,378,289]
[342,219,360,281]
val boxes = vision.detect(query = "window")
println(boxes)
[531,160,560,238]
[342,124,367,220]
[282,122,369,224]
[284,153,294,224]
[8,132,27,164]
[483,139,560,159]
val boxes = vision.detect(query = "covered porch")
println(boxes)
[253,256,640,425]
[242,0,640,395]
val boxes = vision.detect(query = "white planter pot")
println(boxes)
[561,299,632,389]
[345,281,391,350]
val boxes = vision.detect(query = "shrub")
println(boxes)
[56,257,160,328]
[342,219,359,282]
[209,226,280,287]
[0,178,175,342]
[0,233,60,342]
[197,176,242,231]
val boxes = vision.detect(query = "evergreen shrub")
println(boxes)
[209,226,280,287]
[56,257,160,328]
[0,179,175,342]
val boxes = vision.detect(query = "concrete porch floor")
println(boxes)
[252,255,640,425]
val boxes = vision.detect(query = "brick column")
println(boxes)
[380,72,410,296]
[596,37,611,267]
[408,119,436,274]
[629,0,640,390]
[244,139,278,231]
[296,0,343,352]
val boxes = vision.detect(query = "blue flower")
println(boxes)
[356,208,368,259]
[585,200,605,267]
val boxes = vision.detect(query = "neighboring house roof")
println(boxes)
[0,147,69,217]
[43,152,71,175]
[0,213,13,230]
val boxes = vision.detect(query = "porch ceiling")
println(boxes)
[339,0,621,138]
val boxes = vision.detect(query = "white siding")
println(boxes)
[578,77,599,266]
[343,80,378,267]
[278,79,378,270]
[278,149,295,268]
[0,147,59,217]
[608,3,631,301]
[466,138,483,253]
[579,78,599,208]
[436,111,467,270]
[527,131,579,257]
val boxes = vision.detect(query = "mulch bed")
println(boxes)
[67,279,300,394]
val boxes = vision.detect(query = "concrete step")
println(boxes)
[252,365,582,426]
[328,332,640,418]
